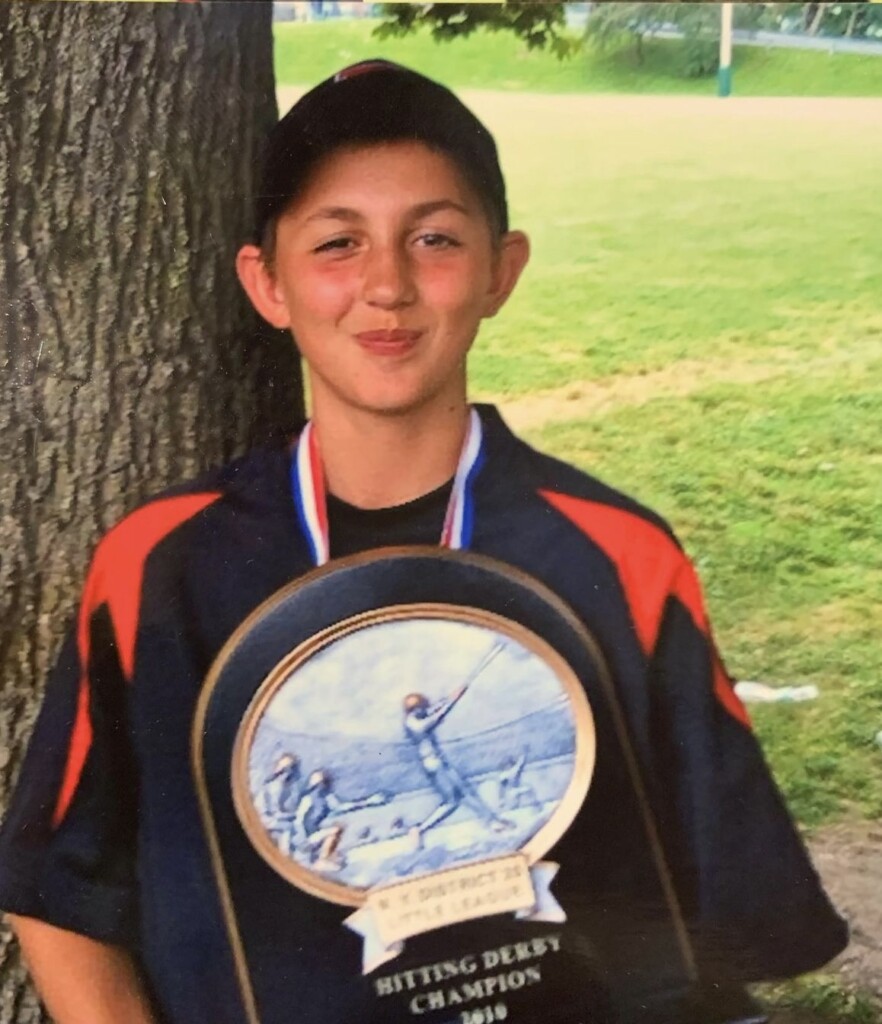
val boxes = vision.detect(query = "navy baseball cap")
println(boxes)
[254,59,509,245]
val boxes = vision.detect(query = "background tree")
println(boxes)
[380,3,882,81]
[377,2,577,57]
[754,2,882,37]
[380,2,728,78]
[581,2,675,67]
[0,3,298,1019]
[814,2,882,37]
[581,2,726,77]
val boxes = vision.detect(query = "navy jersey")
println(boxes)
[0,406,846,1023]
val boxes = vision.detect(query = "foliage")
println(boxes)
[377,2,729,78]
[584,2,722,78]
[580,2,665,63]
[375,2,882,69]
[375,3,577,59]
[754,2,882,37]
[814,2,882,37]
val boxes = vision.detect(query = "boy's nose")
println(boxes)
[363,245,416,309]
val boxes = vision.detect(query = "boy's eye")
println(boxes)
[312,237,356,255]
[415,232,461,249]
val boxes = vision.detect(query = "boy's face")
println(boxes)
[237,141,528,422]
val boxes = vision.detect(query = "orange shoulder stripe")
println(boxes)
[539,489,750,729]
[52,491,222,829]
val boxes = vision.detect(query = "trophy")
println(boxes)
[194,549,710,1024]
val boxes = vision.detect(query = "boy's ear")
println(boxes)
[235,244,292,329]
[483,230,530,319]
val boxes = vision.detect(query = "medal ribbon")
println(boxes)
[291,407,485,566]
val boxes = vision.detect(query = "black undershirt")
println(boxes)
[326,479,454,559]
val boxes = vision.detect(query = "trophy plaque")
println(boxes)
[193,548,701,1024]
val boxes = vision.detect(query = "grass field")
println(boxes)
[274,19,882,96]
[470,90,882,829]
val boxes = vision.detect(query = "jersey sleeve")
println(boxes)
[0,599,140,947]
[0,489,222,948]
[647,556,848,982]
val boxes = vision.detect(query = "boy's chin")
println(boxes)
[316,383,468,422]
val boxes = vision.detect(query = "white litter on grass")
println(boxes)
[734,681,820,704]
[874,730,882,750]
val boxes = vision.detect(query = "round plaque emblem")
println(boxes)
[231,604,595,908]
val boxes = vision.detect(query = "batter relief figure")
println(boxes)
[403,643,515,850]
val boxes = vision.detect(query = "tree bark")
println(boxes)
[0,3,299,1019]
[808,2,830,35]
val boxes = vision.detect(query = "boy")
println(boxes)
[0,61,846,1024]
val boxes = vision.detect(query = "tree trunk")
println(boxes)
[808,2,829,35]
[0,3,299,1019]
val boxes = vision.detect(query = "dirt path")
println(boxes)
[491,344,878,435]
[749,824,882,1022]
[493,356,780,433]
[809,824,882,1002]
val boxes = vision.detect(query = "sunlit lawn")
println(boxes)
[471,89,882,828]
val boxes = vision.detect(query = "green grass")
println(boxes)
[460,90,881,829]
[274,19,882,96]
[480,89,882,828]
[472,92,882,396]
[757,975,882,1023]
[533,375,882,826]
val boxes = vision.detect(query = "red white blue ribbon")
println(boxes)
[292,420,330,567]
[291,407,485,566]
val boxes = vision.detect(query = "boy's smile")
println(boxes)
[237,141,528,425]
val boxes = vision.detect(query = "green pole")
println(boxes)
[718,2,733,97]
